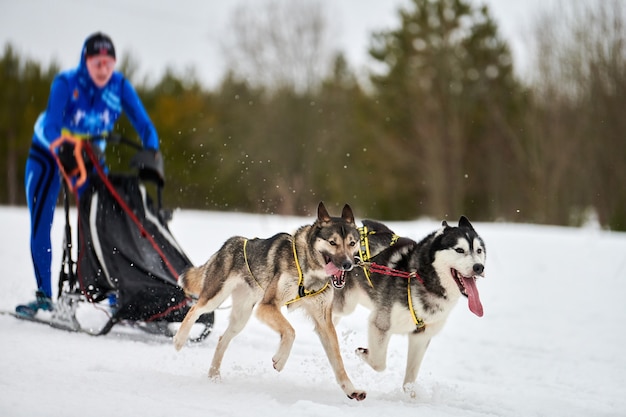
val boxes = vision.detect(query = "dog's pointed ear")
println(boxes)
[341,204,355,224]
[435,220,449,237]
[317,201,331,223]
[458,216,474,230]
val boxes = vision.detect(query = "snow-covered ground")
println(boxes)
[1,205,624,417]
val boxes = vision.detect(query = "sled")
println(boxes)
[48,133,213,341]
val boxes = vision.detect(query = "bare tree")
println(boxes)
[527,0,626,228]
[221,0,336,93]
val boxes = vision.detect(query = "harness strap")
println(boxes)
[358,226,375,288]
[361,261,426,332]
[357,226,400,288]
[284,238,329,305]
[366,262,424,284]
[358,226,374,263]
[407,275,426,332]
[356,226,423,331]
[243,239,265,291]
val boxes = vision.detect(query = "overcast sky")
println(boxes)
[0,0,556,87]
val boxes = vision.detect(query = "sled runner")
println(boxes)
[47,133,213,341]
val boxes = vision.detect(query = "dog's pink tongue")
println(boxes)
[462,276,483,317]
[325,262,342,278]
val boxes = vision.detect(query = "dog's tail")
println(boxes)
[178,266,205,297]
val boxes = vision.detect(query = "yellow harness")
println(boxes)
[242,238,329,305]
[357,226,424,332]
[284,238,329,305]
[242,239,265,291]
[406,275,426,332]
[357,225,399,288]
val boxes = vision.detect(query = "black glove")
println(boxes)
[130,149,164,186]
[57,143,78,173]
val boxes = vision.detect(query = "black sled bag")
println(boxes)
[77,173,191,323]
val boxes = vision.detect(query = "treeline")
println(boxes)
[1,0,625,230]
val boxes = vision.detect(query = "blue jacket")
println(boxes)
[33,36,159,152]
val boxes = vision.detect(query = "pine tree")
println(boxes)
[368,0,522,219]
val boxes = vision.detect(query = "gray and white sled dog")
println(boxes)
[334,216,486,394]
[173,202,367,401]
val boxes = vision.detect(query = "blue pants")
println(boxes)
[25,143,61,298]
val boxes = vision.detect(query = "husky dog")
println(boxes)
[334,216,486,393]
[173,202,366,401]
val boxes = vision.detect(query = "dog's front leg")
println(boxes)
[356,311,392,372]
[255,302,295,372]
[310,305,367,401]
[402,334,431,393]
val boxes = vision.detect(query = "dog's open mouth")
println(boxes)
[452,269,484,317]
[324,260,347,289]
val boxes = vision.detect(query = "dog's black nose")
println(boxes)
[473,263,484,274]
[341,260,354,271]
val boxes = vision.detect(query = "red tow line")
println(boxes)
[367,262,424,284]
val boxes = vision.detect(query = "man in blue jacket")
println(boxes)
[17,32,160,317]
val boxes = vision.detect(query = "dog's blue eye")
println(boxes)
[329,241,337,246]
[455,248,464,254]
[350,241,356,247]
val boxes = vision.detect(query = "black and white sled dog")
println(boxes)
[173,202,367,401]
[333,216,486,394]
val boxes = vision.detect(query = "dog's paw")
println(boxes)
[272,354,287,372]
[347,390,367,401]
[403,382,417,399]
[173,334,186,351]
[403,382,427,400]
[355,347,386,371]
[208,367,221,381]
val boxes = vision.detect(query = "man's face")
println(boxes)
[86,55,116,88]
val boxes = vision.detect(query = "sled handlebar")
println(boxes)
[103,132,143,150]
[98,134,164,186]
